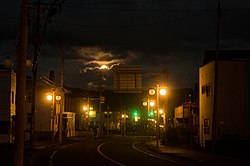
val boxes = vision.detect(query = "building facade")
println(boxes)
[34,79,76,140]
[199,50,250,149]
[0,67,16,143]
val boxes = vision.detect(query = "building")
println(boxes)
[0,66,16,143]
[174,102,199,128]
[0,65,32,143]
[34,74,76,140]
[0,66,77,142]
[172,102,199,145]
[199,50,250,151]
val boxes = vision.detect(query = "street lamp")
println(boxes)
[142,99,156,132]
[121,114,128,135]
[97,65,108,137]
[149,85,166,148]
[83,105,89,134]
[47,92,61,142]
[82,104,93,126]
[104,110,112,135]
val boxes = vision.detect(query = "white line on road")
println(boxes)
[97,141,126,166]
[132,141,179,164]
[49,142,82,166]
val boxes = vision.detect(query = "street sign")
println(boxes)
[99,96,105,103]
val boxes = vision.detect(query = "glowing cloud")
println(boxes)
[73,46,126,73]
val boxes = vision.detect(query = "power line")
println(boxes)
[52,11,213,29]
[61,4,217,13]
[64,0,169,5]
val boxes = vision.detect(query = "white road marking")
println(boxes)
[97,141,126,166]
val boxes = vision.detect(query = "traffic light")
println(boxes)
[149,111,154,117]
[133,111,138,116]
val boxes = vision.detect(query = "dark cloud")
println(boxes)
[1,0,250,89]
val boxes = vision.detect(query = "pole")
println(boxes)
[14,0,29,165]
[107,105,109,135]
[216,1,221,60]
[30,0,41,148]
[156,84,160,148]
[163,68,168,143]
[51,90,55,142]
[59,41,65,142]
[98,89,102,137]
[98,70,103,137]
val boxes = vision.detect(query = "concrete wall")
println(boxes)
[199,60,250,147]
[199,61,215,146]
[0,70,16,143]
[215,61,250,140]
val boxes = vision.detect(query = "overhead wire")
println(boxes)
[52,11,213,29]
[63,0,169,5]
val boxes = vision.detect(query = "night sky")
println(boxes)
[1,0,250,90]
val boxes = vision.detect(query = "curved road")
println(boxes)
[49,136,196,166]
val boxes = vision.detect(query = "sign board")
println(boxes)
[99,96,105,103]
[113,66,142,93]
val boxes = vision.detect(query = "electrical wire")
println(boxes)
[52,11,213,29]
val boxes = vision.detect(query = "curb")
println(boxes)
[144,141,203,164]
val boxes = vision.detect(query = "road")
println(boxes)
[32,136,198,166]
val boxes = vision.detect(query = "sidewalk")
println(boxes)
[145,140,250,165]
[32,136,87,150]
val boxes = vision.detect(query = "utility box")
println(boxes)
[63,112,76,137]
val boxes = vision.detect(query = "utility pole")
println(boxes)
[98,84,102,137]
[156,83,160,148]
[162,68,168,143]
[59,41,65,142]
[14,0,29,165]
[30,0,66,146]
[30,0,41,148]
[216,1,221,60]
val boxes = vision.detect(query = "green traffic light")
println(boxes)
[149,112,154,116]
[133,112,138,116]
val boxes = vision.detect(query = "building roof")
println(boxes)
[203,50,250,64]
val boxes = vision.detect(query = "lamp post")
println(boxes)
[97,65,108,137]
[149,85,166,148]
[104,109,112,135]
[83,103,93,127]
[143,99,157,133]
[121,113,128,136]
[47,92,61,142]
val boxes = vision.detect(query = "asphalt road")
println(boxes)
[42,136,197,166]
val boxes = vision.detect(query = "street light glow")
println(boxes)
[149,88,156,95]
[55,95,61,101]
[47,94,53,101]
[160,88,167,96]
[150,101,155,107]
[83,106,88,111]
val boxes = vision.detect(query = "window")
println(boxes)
[0,121,9,134]
[206,83,212,97]
[201,83,212,97]
[27,91,32,103]
[201,85,206,94]
[11,91,15,104]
